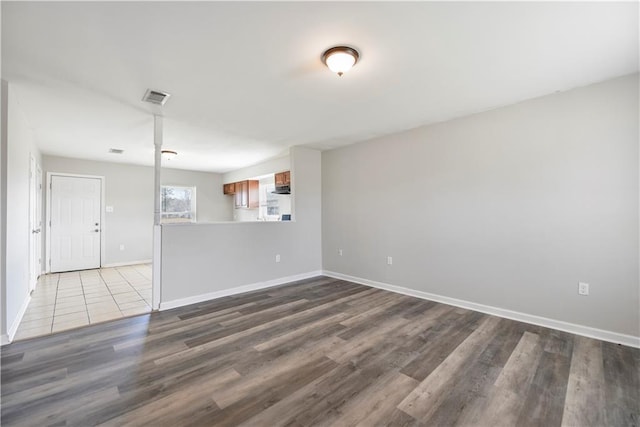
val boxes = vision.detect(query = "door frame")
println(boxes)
[45,172,106,273]
[29,155,42,292]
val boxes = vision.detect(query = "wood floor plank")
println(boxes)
[237,323,347,376]
[474,331,544,426]
[213,356,339,427]
[1,276,637,427]
[169,292,268,320]
[420,318,522,426]
[213,335,344,409]
[517,350,571,427]
[236,363,357,426]
[340,294,403,325]
[561,336,607,427]
[153,298,349,367]
[0,367,68,397]
[384,409,425,426]
[328,372,419,427]
[253,311,350,352]
[401,299,438,319]
[97,368,237,426]
[1,383,121,426]
[0,352,24,365]
[400,309,486,381]
[397,315,501,421]
[337,297,425,341]
[601,341,640,426]
[325,315,408,363]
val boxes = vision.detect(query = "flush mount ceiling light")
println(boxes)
[322,46,360,76]
[161,150,177,161]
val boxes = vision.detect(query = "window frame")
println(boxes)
[160,185,197,223]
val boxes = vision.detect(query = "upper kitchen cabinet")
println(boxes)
[233,180,259,209]
[223,183,236,195]
[274,171,291,186]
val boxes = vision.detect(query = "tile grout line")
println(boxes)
[79,272,91,325]
[50,273,61,334]
[120,268,151,309]
[103,267,130,317]
[94,268,125,321]
[131,264,153,305]
[107,267,131,317]
[52,271,86,332]
[114,266,151,311]
[80,272,91,325]
[16,273,58,339]
[132,263,152,281]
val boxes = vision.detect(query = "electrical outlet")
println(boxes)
[338,249,343,256]
[578,282,589,296]
[106,206,114,213]
[119,244,125,251]
[275,254,281,263]
[387,256,393,265]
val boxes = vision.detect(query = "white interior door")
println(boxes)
[50,175,102,273]
[29,156,43,291]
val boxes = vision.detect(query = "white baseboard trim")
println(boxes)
[1,334,10,346]
[323,270,640,349]
[3,292,32,345]
[102,259,152,268]
[160,270,323,311]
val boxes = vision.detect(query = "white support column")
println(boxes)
[153,115,163,226]
[152,115,162,310]
[152,225,162,310]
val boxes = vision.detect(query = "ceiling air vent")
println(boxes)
[142,89,171,106]
[109,148,124,154]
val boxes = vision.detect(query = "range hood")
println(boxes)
[272,185,290,195]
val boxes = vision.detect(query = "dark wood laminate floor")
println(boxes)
[1,276,638,426]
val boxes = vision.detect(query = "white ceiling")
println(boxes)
[2,1,638,173]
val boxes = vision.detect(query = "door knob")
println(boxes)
[32,229,40,234]
[94,229,100,232]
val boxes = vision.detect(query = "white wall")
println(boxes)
[1,80,8,341]
[42,156,231,266]
[160,146,321,306]
[223,154,290,184]
[322,74,639,339]
[4,83,42,340]
[162,167,231,223]
[0,0,4,343]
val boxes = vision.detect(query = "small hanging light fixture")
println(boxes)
[161,150,177,161]
[322,46,360,76]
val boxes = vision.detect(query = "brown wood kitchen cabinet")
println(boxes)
[275,171,291,186]
[223,183,236,195]
[232,180,259,209]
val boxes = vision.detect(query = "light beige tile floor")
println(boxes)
[14,264,152,341]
